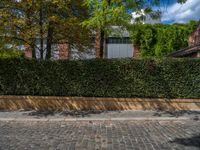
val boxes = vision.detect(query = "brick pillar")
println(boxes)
[197,52,200,57]
[23,45,32,59]
[95,31,101,58]
[133,46,140,58]
[188,35,194,46]
[58,43,70,60]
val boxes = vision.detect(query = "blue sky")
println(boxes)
[158,0,200,24]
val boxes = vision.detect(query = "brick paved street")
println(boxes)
[0,120,199,150]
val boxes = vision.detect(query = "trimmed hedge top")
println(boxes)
[0,58,200,98]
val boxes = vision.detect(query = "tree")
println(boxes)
[0,0,188,59]
[82,0,130,58]
[82,0,166,58]
[0,0,44,58]
[83,0,188,58]
[0,0,92,59]
[49,0,93,59]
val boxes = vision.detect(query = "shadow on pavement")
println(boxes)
[153,110,200,119]
[170,135,200,148]
[24,110,110,117]
[21,109,200,118]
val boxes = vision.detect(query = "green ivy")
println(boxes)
[130,21,198,57]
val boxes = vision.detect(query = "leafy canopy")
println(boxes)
[0,0,92,53]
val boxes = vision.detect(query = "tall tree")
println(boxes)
[0,0,43,58]
[0,0,92,59]
[82,0,162,58]
[83,0,188,58]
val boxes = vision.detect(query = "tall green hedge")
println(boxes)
[0,58,200,98]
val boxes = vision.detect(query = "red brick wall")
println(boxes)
[197,52,200,57]
[24,50,32,59]
[133,46,140,58]
[58,43,70,60]
[188,22,200,46]
[23,45,32,59]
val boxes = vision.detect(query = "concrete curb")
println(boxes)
[0,117,192,122]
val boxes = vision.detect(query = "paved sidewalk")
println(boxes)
[0,110,200,150]
[0,120,200,150]
[0,110,200,121]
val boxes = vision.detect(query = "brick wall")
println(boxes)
[23,45,32,59]
[133,46,140,58]
[197,52,200,57]
[58,43,70,60]
[188,22,200,46]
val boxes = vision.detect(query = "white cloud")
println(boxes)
[161,0,200,23]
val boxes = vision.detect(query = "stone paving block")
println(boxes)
[0,121,199,150]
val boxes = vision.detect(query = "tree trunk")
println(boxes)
[26,0,36,59]
[94,0,110,59]
[95,29,104,58]
[31,38,36,59]
[46,22,54,60]
[39,4,44,59]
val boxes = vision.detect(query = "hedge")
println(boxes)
[0,58,200,98]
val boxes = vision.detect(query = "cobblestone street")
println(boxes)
[0,120,199,150]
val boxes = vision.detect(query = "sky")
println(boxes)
[160,0,200,24]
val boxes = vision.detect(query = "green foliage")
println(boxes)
[82,0,187,32]
[0,49,22,58]
[82,0,162,32]
[130,21,198,57]
[82,0,130,32]
[0,58,200,98]
[0,0,92,58]
[177,0,187,3]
